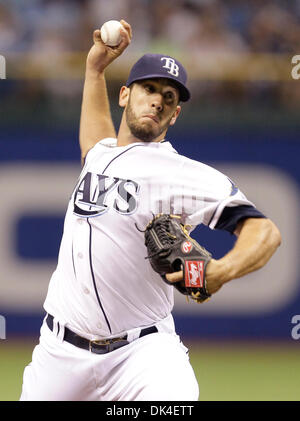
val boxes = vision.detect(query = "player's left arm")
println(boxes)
[166,217,281,295]
[205,217,281,293]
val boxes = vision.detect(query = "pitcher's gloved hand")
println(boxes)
[143,214,212,303]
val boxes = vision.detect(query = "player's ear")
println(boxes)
[119,86,130,107]
[169,105,181,126]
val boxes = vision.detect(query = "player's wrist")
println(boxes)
[85,65,106,80]
[207,258,233,285]
[218,255,237,284]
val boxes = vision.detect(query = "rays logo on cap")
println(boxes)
[160,57,179,77]
[125,53,191,101]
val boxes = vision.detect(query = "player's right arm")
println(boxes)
[79,20,132,165]
[165,217,281,295]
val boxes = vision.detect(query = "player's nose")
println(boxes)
[151,95,163,112]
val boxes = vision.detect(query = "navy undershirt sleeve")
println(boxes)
[215,205,266,234]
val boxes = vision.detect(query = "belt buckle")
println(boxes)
[111,337,124,343]
[89,339,110,352]
[89,337,129,353]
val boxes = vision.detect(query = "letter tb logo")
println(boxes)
[161,57,179,77]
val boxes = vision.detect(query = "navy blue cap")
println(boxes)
[125,53,191,102]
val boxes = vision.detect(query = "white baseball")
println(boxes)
[100,20,123,47]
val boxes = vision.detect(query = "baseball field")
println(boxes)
[1,338,299,401]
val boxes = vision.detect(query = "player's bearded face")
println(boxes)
[125,81,180,142]
[125,100,171,142]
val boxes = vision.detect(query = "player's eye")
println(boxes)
[164,91,175,104]
[144,84,155,93]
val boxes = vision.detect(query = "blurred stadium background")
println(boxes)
[0,0,300,401]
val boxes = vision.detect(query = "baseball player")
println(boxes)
[20,21,281,401]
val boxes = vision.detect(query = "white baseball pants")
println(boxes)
[20,319,199,401]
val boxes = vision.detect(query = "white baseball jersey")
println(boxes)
[44,138,253,339]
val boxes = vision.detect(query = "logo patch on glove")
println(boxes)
[143,213,212,303]
[181,241,193,254]
[185,261,204,288]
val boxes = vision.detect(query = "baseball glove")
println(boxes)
[143,214,212,303]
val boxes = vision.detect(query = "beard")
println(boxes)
[125,98,172,142]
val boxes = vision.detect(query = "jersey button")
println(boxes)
[83,287,89,294]
[78,219,83,225]
[78,252,83,259]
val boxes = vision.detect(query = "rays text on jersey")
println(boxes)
[73,172,140,217]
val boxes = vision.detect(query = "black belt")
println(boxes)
[46,314,158,354]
